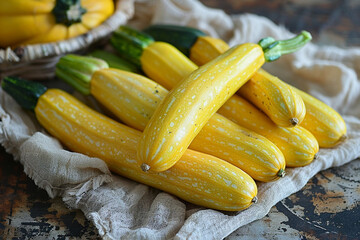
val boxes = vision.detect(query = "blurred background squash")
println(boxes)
[0,0,133,80]
[0,0,114,47]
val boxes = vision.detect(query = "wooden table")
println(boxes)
[1,1,359,239]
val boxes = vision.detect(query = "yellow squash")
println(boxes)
[187,33,346,145]
[0,0,114,47]
[238,69,306,127]
[91,69,168,131]
[2,76,258,211]
[142,25,309,127]
[56,55,286,182]
[140,41,199,90]
[110,27,311,171]
[138,43,265,172]
[191,34,307,127]
[194,35,351,132]
[92,69,286,181]
[190,35,231,66]
[291,87,347,147]
[218,94,319,167]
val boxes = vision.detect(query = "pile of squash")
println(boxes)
[2,24,347,212]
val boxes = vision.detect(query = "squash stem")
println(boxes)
[339,134,347,143]
[52,0,87,26]
[259,31,312,62]
[1,77,47,110]
[88,50,140,73]
[290,117,299,126]
[141,163,151,172]
[55,54,109,95]
[277,169,286,178]
[110,26,155,67]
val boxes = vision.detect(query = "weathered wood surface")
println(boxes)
[0,147,101,239]
[1,0,359,239]
[227,159,360,239]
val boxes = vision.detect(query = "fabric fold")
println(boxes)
[0,88,113,199]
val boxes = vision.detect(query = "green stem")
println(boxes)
[55,54,109,95]
[110,26,154,67]
[1,77,47,110]
[258,31,312,62]
[52,0,87,26]
[88,50,140,73]
[277,168,286,178]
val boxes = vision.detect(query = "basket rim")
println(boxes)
[0,0,134,64]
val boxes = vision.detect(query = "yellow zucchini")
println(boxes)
[94,69,285,181]
[140,41,198,90]
[192,35,307,127]
[141,25,309,127]
[190,36,230,66]
[0,0,114,47]
[291,87,347,147]
[190,114,286,181]
[218,94,319,167]
[2,76,258,211]
[56,55,286,182]
[138,43,265,172]
[110,27,311,171]
[238,69,306,127]
[38,90,258,211]
[91,69,168,131]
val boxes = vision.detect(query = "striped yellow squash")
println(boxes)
[138,43,265,172]
[0,0,114,47]
[190,35,231,66]
[238,69,306,127]
[194,34,346,144]
[143,25,309,127]
[140,41,198,90]
[2,77,258,211]
[218,94,319,167]
[56,55,286,182]
[110,27,312,172]
[291,87,347,147]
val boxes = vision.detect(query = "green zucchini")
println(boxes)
[88,50,140,73]
[143,24,206,56]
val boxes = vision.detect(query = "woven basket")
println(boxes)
[0,0,134,80]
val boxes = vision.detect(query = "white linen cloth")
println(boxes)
[1,0,360,239]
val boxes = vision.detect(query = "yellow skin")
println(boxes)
[0,0,114,47]
[291,87,347,148]
[138,43,265,172]
[238,69,306,127]
[140,42,199,90]
[135,40,317,168]
[190,35,346,142]
[190,36,230,66]
[90,68,285,182]
[35,88,257,211]
[191,36,306,127]
[218,94,319,167]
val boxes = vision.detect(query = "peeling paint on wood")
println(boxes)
[227,159,360,239]
[0,147,101,239]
